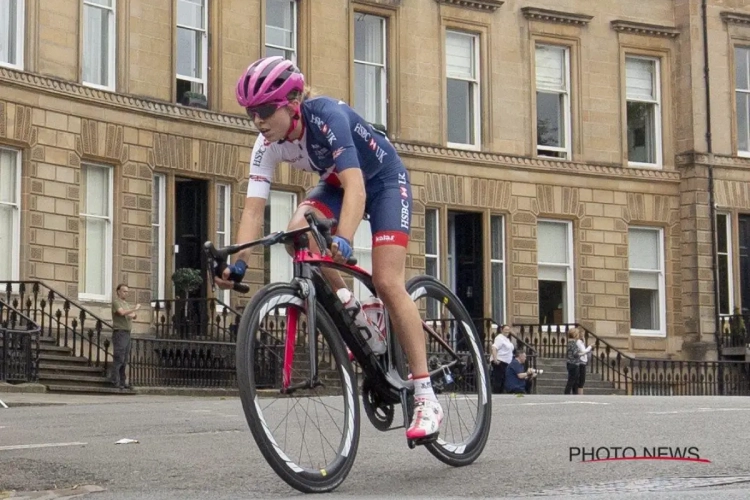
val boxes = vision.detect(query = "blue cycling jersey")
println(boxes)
[247,96,403,199]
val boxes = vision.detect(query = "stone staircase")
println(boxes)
[533,358,626,395]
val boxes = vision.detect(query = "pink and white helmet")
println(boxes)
[235,56,305,108]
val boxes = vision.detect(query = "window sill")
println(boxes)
[447,142,481,152]
[737,150,750,158]
[82,81,115,92]
[627,161,662,170]
[79,293,113,303]
[629,329,666,338]
[0,61,24,71]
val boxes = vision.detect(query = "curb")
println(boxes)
[0,382,47,394]
[133,386,240,397]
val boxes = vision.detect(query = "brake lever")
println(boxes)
[203,241,250,294]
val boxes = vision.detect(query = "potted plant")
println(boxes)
[171,268,203,338]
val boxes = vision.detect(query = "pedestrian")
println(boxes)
[490,324,514,394]
[111,284,139,390]
[576,327,593,395]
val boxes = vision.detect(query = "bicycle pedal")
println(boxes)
[407,433,439,448]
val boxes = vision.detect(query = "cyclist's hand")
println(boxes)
[215,260,247,290]
[330,236,352,264]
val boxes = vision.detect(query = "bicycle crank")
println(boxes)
[362,382,394,431]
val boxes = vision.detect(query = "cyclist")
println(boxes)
[214,56,443,441]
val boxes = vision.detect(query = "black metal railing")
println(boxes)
[0,298,41,383]
[718,313,749,350]
[474,318,539,393]
[2,281,113,371]
[151,298,241,342]
[514,323,750,396]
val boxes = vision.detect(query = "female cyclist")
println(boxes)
[214,56,442,441]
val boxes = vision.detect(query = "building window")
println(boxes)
[446,30,480,149]
[425,209,440,318]
[535,44,570,159]
[176,0,208,102]
[82,0,116,90]
[628,227,666,336]
[265,0,297,63]
[79,163,113,301]
[151,174,166,301]
[354,13,387,127]
[0,147,21,281]
[264,190,296,285]
[537,220,574,325]
[0,0,24,70]
[717,213,734,317]
[735,47,750,156]
[215,183,232,304]
[352,221,373,301]
[626,56,661,167]
[490,215,505,324]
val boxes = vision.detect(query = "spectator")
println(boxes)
[490,324,514,394]
[111,284,139,390]
[575,328,593,395]
[504,349,539,394]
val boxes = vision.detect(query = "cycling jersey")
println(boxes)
[247,96,412,247]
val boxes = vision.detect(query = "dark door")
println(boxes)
[449,211,484,346]
[740,215,750,314]
[175,178,208,299]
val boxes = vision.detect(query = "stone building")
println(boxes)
[1,0,749,359]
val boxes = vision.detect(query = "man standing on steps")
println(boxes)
[111,284,139,390]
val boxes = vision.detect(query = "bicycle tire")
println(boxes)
[406,275,492,467]
[236,282,360,493]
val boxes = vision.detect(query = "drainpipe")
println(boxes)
[702,0,721,362]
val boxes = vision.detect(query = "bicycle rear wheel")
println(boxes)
[236,283,360,493]
[406,275,492,466]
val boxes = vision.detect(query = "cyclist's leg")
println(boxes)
[286,181,346,289]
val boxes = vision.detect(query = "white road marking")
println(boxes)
[649,407,750,415]
[0,442,87,451]
[517,401,611,406]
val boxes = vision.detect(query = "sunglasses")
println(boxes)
[246,103,282,120]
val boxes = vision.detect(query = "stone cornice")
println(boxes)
[721,11,750,26]
[677,152,750,170]
[0,66,257,133]
[434,0,504,13]
[521,7,593,26]
[610,20,680,39]
[393,143,682,182]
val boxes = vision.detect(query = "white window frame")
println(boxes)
[628,226,667,337]
[537,219,575,327]
[352,220,373,301]
[535,44,571,160]
[446,30,481,151]
[353,12,387,127]
[176,0,209,98]
[0,147,22,282]
[717,213,735,317]
[424,209,441,320]
[79,163,113,302]
[625,56,662,169]
[735,46,750,157]
[0,0,24,70]
[82,0,116,91]
[490,215,506,325]
[265,0,298,64]
[151,174,166,302]
[266,190,296,285]
[216,183,231,305]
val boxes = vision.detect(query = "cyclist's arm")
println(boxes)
[335,169,366,242]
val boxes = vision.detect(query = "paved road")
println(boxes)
[1,393,750,499]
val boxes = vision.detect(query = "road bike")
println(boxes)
[204,211,491,493]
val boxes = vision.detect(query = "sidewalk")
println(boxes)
[0,391,239,407]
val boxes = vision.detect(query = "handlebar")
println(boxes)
[203,211,357,294]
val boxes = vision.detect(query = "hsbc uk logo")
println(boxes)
[310,114,337,146]
[398,172,409,230]
[354,123,388,163]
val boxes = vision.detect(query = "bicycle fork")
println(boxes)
[281,278,322,394]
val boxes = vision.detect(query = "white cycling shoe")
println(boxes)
[406,397,443,441]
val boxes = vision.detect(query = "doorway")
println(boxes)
[175,178,209,299]
[740,215,750,314]
[448,211,484,345]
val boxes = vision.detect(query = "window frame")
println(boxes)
[625,55,663,169]
[490,214,506,325]
[81,0,117,91]
[534,43,572,160]
[265,0,298,64]
[353,11,387,128]
[0,146,22,281]
[628,226,667,337]
[151,173,166,302]
[216,182,232,305]
[0,0,25,70]
[445,29,481,151]
[176,0,209,99]
[734,45,750,158]
[537,219,575,326]
[425,208,440,281]
[352,220,373,301]
[265,189,297,286]
[716,213,735,317]
[79,162,114,302]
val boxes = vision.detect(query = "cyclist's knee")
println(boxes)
[372,273,405,302]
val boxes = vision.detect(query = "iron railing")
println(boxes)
[0,298,41,383]
[474,318,539,393]
[514,323,750,396]
[150,298,241,342]
[718,313,749,350]
[2,281,113,371]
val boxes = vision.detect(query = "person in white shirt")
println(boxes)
[490,324,515,394]
[575,327,593,395]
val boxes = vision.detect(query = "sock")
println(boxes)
[413,375,438,403]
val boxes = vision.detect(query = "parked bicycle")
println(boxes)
[204,211,491,493]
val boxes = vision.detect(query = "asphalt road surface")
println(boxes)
[2,393,750,499]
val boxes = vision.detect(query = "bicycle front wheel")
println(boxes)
[406,275,492,467]
[236,283,360,493]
